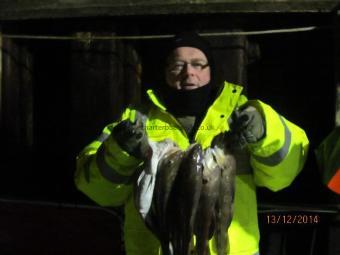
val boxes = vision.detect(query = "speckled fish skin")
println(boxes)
[212,132,236,255]
[132,108,236,255]
[194,147,221,255]
[169,143,204,255]
[153,148,184,255]
[215,152,236,255]
[192,132,236,255]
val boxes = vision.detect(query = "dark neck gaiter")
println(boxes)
[162,84,212,117]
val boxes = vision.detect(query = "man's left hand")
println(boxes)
[230,105,265,147]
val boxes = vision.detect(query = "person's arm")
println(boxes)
[74,108,144,206]
[245,100,309,191]
[315,127,340,194]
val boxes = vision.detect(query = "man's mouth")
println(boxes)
[181,83,197,90]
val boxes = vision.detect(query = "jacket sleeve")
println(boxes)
[74,108,143,207]
[247,100,309,191]
[315,127,340,193]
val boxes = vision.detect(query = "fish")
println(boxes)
[194,132,236,255]
[133,109,236,255]
[132,111,180,227]
[135,133,236,255]
[194,147,221,255]
[134,139,178,218]
[130,110,185,254]
[138,142,205,255]
[168,143,204,255]
[211,132,237,255]
[150,146,184,255]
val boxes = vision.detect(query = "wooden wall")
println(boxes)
[0,30,142,201]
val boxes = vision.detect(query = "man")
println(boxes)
[75,31,309,255]
[315,127,340,195]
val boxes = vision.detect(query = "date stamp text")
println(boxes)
[266,214,320,225]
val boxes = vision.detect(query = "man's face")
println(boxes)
[165,47,211,90]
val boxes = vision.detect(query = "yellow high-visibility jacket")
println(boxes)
[75,82,309,255]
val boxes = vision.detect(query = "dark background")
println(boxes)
[0,12,339,255]
[1,13,336,205]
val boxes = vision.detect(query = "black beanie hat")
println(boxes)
[166,31,214,68]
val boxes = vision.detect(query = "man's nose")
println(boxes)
[183,63,196,75]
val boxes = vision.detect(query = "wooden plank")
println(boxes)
[0,0,339,20]
[210,35,250,88]
[69,32,142,152]
[0,29,2,126]
[1,37,34,150]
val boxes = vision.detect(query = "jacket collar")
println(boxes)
[146,82,243,113]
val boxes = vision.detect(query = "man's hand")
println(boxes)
[230,105,265,148]
[112,119,149,159]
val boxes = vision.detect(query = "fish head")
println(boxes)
[185,143,204,172]
[211,131,241,154]
[145,139,181,175]
[211,132,225,148]
[134,110,147,128]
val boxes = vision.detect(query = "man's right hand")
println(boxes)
[112,119,148,159]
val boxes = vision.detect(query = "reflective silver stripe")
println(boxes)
[96,144,131,184]
[253,115,291,166]
[96,132,110,143]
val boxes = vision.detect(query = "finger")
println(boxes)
[230,110,242,131]
[238,114,251,128]
[237,134,248,149]
[242,130,257,143]
[231,110,241,125]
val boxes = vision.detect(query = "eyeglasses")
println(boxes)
[168,60,209,74]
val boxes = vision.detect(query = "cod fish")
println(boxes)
[131,110,185,254]
[194,132,236,255]
[194,146,221,255]
[136,142,204,255]
[132,110,179,223]
[145,144,184,255]
[168,143,204,255]
[133,109,236,255]
[134,138,179,222]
